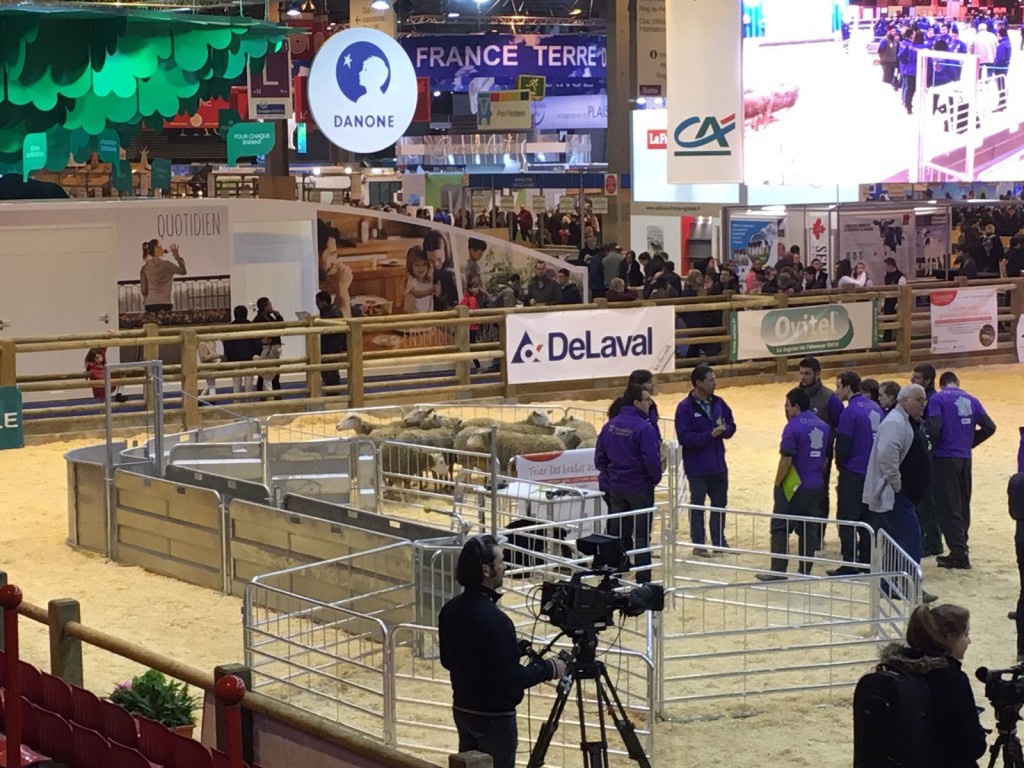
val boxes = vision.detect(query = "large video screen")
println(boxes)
[742,0,1023,184]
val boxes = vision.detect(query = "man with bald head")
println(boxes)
[863,383,937,602]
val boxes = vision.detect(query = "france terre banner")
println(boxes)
[730,301,878,360]
[506,307,675,385]
[929,288,998,354]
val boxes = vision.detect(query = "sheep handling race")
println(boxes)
[1,362,1018,767]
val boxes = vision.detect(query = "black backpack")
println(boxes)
[853,659,934,767]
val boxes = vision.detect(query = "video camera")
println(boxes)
[977,665,1024,712]
[539,533,665,639]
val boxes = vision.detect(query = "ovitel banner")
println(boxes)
[506,307,675,385]
[731,301,878,360]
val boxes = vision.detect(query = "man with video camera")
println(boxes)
[438,535,566,768]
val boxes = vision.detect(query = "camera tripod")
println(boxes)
[527,633,651,768]
[987,703,1024,768]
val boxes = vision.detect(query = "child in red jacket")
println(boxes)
[85,347,125,402]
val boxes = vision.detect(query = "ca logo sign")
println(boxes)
[673,114,736,157]
[510,333,544,364]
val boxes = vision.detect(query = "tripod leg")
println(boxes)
[577,680,606,768]
[527,673,575,768]
[597,663,652,768]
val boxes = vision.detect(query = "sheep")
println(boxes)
[577,437,598,450]
[554,416,598,443]
[337,410,453,436]
[461,426,574,470]
[459,408,553,433]
[379,442,449,500]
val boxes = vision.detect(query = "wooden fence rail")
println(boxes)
[2,277,1021,436]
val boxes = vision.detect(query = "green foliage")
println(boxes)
[0,8,286,164]
[108,669,198,727]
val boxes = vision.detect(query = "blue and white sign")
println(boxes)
[402,35,606,93]
[505,307,675,385]
[532,94,608,130]
[308,27,417,154]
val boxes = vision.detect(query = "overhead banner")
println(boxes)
[477,90,532,131]
[930,288,998,354]
[666,0,743,183]
[402,35,606,94]
[247,40,293,120]
[730,301,877,359]
[506,307,676,385]
[350,0,397,37]
[636,0,666,97]
[532,94,608,130]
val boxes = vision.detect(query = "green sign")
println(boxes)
[516,75,547,100]
[22,133,47,181]
[71,130,93,164]
[150,158,171,192]
[219,108,242,134]
[729,300,878,360]
[44,129,70,172]
[227,122,276,165]
[112,160,133,194]
[0,386,24,450]
[98,128,121,168]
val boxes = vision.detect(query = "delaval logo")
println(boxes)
[511,328,654,364]
[673,114,735,157]
[308,27,417,154]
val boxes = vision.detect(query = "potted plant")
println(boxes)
[108,669,198,737]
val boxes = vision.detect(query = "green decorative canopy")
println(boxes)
[0,7,287,166]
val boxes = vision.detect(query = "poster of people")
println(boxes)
[930,287,998,353]
[114,205,232,329]
[838,212,915,287]
[727,215,787,276]
[741,0,1024,184]
[314,208,586,351]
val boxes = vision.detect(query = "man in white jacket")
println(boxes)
[863,383,937,603]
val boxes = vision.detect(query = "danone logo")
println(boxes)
[759,305,856,355]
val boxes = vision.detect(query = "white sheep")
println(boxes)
[554,415,599,442]
[461,426,574,470]
[459,408,553,433]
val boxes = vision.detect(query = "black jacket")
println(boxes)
[879,643,987,768]
[318,305,346,355]
[901,417,933,505]
[253,309,283,346]
[222,319,261,362]
[438,586,557,714]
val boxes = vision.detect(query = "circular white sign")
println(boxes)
[308,27,417,154]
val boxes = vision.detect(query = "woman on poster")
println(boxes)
[139,239,187,314]
[424,229,459,311]
[317,221,353,318]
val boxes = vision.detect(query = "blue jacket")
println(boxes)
[595,406,663,493]
[994,37,1012,69]
[675,393,737,477]
[898,41,922,76]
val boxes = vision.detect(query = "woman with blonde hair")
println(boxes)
[874,603,986,767]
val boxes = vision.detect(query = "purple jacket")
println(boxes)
[595,406,663,493]
[675,392,737,477]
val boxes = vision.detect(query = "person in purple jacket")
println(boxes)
[595,383,663,584]
[675,364,737,555]
[757,388,831,581]
[927,371,996,570]
[829,371,885,575]
[798,357,844,543]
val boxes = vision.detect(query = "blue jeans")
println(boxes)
[873,491,922,565]
[687,472,729,546]
[608,487,656,583]
[453,709,518,768]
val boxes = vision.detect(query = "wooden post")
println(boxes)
[48,598,83,687]
[497,314,510,397]
[774,293,789,379]
[306,322,323,403]
[0,339,16,387]
[181,329,200,429]
[897,283,914,368]
[215,665,254,764]
[349,320,365,408]
[454,305,471,387]
[1010,277,1024,326]
[142,323,160,410]
[449,752,493,768]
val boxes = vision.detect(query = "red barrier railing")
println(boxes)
[1,584,23,767]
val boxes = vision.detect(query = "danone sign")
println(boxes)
[0,386,24,450]
[731,302,878,360]
[507,307,675,385]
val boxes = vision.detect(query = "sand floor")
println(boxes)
[3,363,1023,766]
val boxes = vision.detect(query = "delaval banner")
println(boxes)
[506,307,675,385]
[665,0,744,183]
[730,302,877,360]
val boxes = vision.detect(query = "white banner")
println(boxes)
[507,307,676,385]
[929,288,998,354]
[666,0,743,183]
[515,448,599,488]
[636,0,666,97]
[730,301,877,359]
